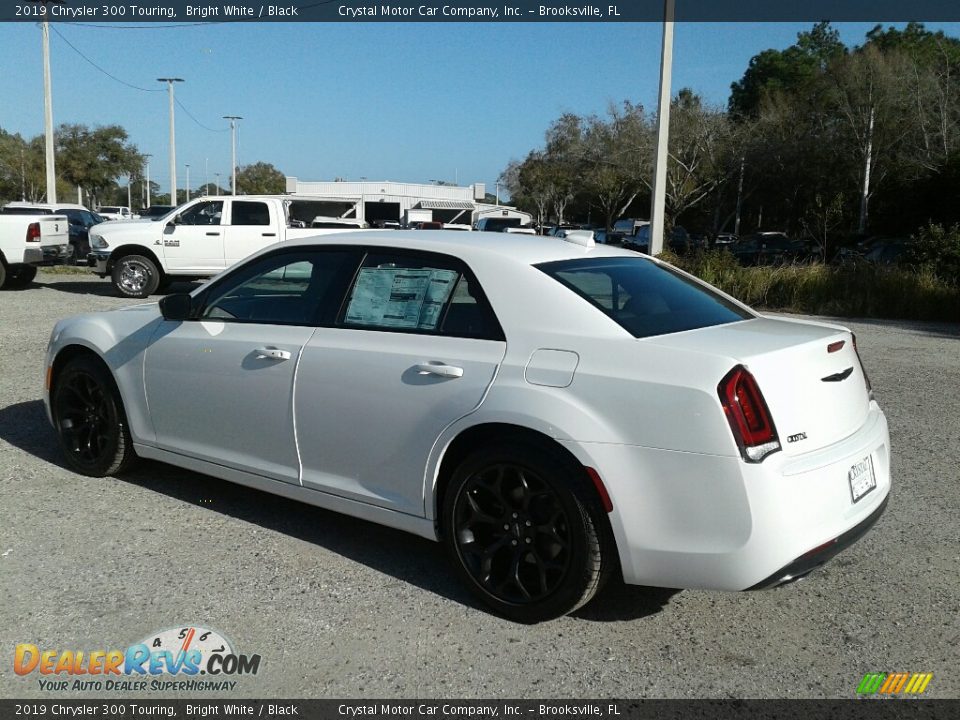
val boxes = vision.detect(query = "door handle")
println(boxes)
[206,232,220,236]
[262,232,277,237]
[415,362,463,378]
[255,347,292,361]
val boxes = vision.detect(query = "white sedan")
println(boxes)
[44,231,890,622]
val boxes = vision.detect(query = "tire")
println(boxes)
[5,265,37,289]
[0,262,6,289]
[442,443,611,623]
[52,355,138,477]
[112,254,161,298]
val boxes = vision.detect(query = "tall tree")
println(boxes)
[56,124,143,207]
[235,162,285,194]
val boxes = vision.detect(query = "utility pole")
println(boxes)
[223,116,242,195]
[648,0,675,256]
[157,78,184,205]
[143,154,152,208]
[126,173,132,210]
[215,172,221,194]
[33,1,64,204]
[185,163,191,201]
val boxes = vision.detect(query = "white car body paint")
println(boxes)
[45,231,891,591]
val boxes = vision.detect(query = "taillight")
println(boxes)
[718,365,781,463]
[851,333,874,400]
[26,222,41,242]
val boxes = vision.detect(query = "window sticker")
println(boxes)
[345,267,459,330]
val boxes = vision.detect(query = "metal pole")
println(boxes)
[223,116,242,195]
[144,154,152,208]
[185,164,190,201]
[158,78,184,205]
[41,17,57,204]
[648,0,675,256]
[215,172,221,194]
[126,174,132,210]
[734,156,745,237]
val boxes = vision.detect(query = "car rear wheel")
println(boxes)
[52,355,138,477]
[112,254,161,298]
[442,444,610,623]
[5,265,37,288]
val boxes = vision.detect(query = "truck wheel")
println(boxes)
[112,254,161,298]
[5,265,37,288]
[0,262,6,289]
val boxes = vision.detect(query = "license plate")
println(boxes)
[848,455,877,503]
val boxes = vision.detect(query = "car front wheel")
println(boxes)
[52,355,138,477]
[442,444,611,623]
[112,254,161,298]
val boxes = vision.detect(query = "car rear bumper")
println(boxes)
[24,244,69,265]
[561,402,891,591]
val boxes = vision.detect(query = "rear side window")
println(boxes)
[537,257,752,338]
[231,201,271,226]
[340,252,503,340]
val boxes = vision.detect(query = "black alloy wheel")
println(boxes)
[443,444,609,623]
[52,355,137,476]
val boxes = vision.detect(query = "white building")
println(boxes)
[284,177,531,228]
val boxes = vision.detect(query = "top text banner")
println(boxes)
[4,0,960,22]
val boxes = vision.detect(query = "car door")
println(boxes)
[223,199,281,268]
[294,249,507,516]
[142,247,361,484]
[161,199,225,272]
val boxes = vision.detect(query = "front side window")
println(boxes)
[199,249,358,326]
[341,252,502,339]
[538,256,752,339]
[179,201,223,226]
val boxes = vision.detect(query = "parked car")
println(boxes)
[45,231,890,622]
[732,232,809,266]
[2,202,104,262]
[0,212,69,288]
[476,217,526,233]
[97,205,136,221]
[713,233,738,247]
[864,239,909,265]
[87,195,368,298]
[310,217,369,230]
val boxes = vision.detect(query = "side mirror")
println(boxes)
[159,293,193,321]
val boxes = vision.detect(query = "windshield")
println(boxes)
[537,256,752,338]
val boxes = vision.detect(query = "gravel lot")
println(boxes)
[1,271,958,700]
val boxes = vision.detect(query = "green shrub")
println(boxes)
[907,223,960,286]
[661,249,960,322]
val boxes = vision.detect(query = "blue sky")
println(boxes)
[1,21,958,193]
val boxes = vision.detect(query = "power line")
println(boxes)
[50,25,162,92]
[177,98,229,133]
[51,27,231,135]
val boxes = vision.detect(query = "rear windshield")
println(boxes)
[537,256,752,338]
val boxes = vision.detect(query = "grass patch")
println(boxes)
[662,250,960,322]
[39,265,92,275]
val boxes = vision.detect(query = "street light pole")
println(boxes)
[33,1,65,204]
[143,154,152,209]
[648,0,675,256]
[157,78,184,205]
[215,172,221,194]
[185,163,190,201]
[223,116,242,195]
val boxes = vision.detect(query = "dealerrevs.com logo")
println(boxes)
[14,625,261,692]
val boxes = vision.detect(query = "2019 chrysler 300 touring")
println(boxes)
[44,231,890,622]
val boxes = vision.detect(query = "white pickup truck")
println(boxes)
[88,195,368,297]
[0,214,69,289]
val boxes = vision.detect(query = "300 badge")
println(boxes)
[129,626,261,676]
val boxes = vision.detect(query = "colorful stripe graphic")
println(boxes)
[856,672,933,695]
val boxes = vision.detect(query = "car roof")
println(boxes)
[284,229,644,265]
[4,202,89,210]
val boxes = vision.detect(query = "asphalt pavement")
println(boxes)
[0,272,957,699]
